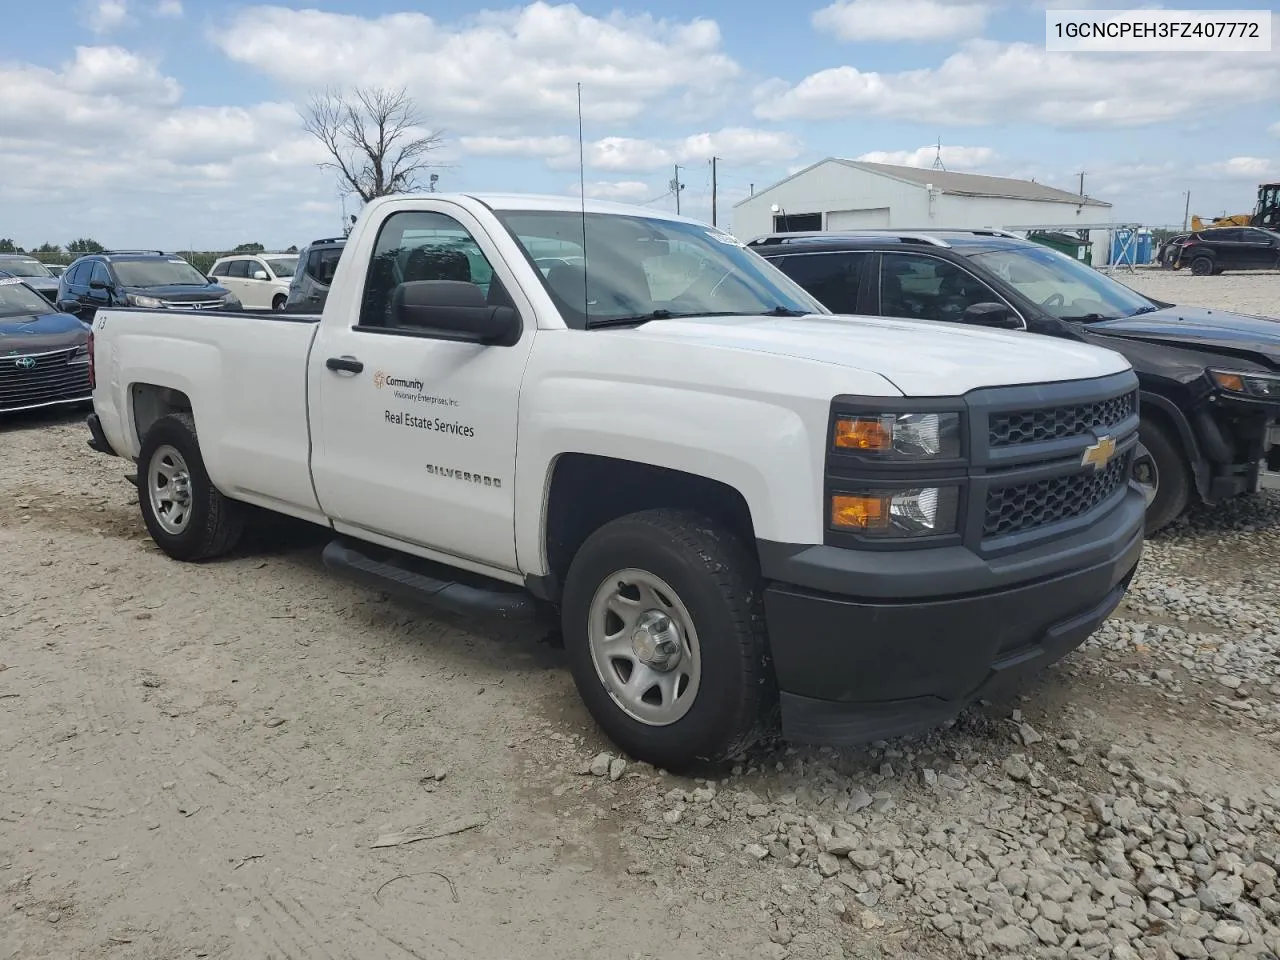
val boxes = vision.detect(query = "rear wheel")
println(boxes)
[272,294,287,312]
[137,412,244,561]
[560,509,773,770]
[1190,256,1213,276]
[1134,417,1190,534]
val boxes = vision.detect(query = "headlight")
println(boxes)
[69,343,89,364]
[222,295,241,310]
[832,412,962,459]
[128,294,163,308]
[1209,369,1280,400]
[830,487,960,538]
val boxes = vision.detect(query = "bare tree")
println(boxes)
[301,86,445,203]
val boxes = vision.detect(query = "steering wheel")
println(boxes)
[1040,292,1066,308]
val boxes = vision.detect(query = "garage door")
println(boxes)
[827,207,891,230]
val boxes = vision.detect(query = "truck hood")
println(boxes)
[0,310,89,352]
[607,312,1129,396]
[1088,306,1280,370]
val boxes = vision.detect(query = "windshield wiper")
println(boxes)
[1128,305,1159,316]
[1059,313,1111,323]
[586,309,678,329]
[756,306,809,317]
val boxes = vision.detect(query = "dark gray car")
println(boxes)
[284,236,345,312]
[0,255,62,303]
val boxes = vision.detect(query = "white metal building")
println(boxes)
[732,158,1114,251]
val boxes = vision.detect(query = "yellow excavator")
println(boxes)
[1190,182,1280,232]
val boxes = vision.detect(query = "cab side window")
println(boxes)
[358,210,511,331]
[227,259,251,279]
[210,262,230,277]
[89,261,112,290]
[880,253,1002,323]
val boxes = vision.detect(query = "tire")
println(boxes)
[272,294,287,312]
[1190,256,1213,276]
[560,509,773,770]
[137,412,244,561]
[1134,417,1190,534]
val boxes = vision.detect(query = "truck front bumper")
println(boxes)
[759,486,1145,746]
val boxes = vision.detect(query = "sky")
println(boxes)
[1,0,1278,250]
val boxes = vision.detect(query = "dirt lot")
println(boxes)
[3,271,1280,960]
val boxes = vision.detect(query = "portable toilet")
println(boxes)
[1110,229,1137,266]
[1136,229,1153,265]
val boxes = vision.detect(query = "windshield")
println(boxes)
[264,256,298,278]
[0,278,56,318]
[0,259,54,278]
[112,258,210,288]
[494,211,827,327]
[969,245,1154,321]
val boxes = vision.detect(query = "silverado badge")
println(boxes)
[1081,435,1116,471]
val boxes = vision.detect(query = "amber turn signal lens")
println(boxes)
[833,417,892,451]
[830,494,890,529]
[1210,371,1245,392]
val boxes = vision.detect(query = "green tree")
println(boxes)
[285,244,298,253]
[35,242,61,254]
[233,242,265,253]
[0,238,20,253]
[68,238,105,254]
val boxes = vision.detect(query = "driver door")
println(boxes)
[875,252,1023,328]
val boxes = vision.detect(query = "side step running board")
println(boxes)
[321,538,538,621]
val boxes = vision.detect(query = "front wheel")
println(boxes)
[137,412,244,561]
[1134,418,1190,534]
[560,509,773,770]
[272,294,287,312]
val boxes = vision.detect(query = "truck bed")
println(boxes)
[92,307,326,522]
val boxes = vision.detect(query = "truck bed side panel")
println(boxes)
[95,309,323,519]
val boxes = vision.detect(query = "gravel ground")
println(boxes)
[3,277,1279,960]
[1115,266,1280,317]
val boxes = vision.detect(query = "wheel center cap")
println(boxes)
[631,610,682,671]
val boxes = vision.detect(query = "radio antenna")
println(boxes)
[577,81,589,322]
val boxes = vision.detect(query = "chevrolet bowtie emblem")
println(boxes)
[1081,435,1116,471]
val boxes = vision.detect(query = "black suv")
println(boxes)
[749,229,1280,532]
[1172,226,1280,275]
[56,250,241,322]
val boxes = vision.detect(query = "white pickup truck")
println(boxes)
[85,193,1145,770]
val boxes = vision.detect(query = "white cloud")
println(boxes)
[1197,157,1277,179]
[812,0,990,42]
[87,0,129,33]
[755,39,1279,127]
[458,135,573,158]
[569,180,654,201]
[855,144,997,169]
[154,0,183,17]
[210,3,740,128]
[542,128,802,173]
[1270,121,1280,137]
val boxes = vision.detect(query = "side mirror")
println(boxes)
[252,270,269,280]
[207,275,217,283]
[391,280,522,347]
[88,278,108,291]
[963,301,1022,330]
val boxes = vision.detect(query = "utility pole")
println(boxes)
[670,164,684,215]
[1183,191,1191,232]
[1078,171,1085,196]
[710,157,719,227]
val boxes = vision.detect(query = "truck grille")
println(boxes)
[0,348,91,412]
[984,450,1133,539]
[989,389,1137,447]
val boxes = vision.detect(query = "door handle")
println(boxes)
[325,356,364,374]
